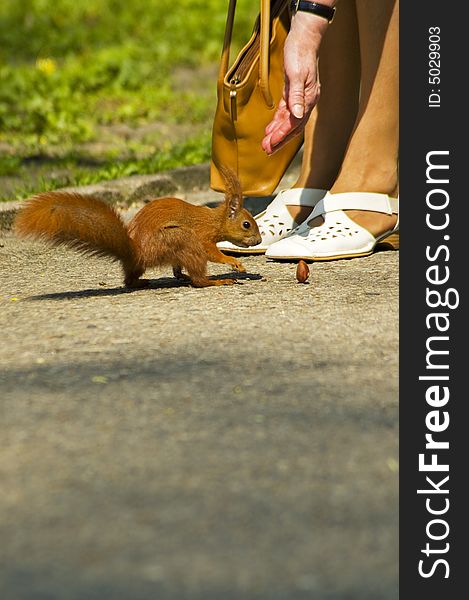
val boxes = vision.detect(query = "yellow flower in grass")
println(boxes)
[36,58,57,75]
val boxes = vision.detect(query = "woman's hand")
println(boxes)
[262,13,329,155]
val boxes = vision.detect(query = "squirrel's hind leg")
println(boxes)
[123,265,149,289]
[153,228,237,288]
[173,266,192,281]
[175,248,236,287]
[190,278,236,287]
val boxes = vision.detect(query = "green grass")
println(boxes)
[0,0,257,200]
[10,131,213,200]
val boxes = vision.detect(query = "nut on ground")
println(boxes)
[296,260,310,283]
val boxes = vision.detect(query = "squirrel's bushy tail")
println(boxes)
[15,192,138,267]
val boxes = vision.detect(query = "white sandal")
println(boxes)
[265,192,399,260]
[217,188,327,254]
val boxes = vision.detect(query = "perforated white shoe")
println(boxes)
[265,192,399,260]
[217,188,327,254]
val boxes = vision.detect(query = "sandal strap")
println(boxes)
[310,192,399,220]
[271,187,328,208]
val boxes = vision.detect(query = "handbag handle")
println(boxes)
[219,0,276,108]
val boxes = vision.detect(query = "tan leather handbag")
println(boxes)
[211,0,303,197]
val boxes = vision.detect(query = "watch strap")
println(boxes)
[290,1,336,23]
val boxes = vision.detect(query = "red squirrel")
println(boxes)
[15,167,261,288]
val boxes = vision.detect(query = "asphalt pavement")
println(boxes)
[0,222,398,599]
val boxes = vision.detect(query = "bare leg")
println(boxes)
[288,0,361,223]
[308,0,399,237]
[334,0,399,196]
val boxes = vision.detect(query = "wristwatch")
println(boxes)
[290,1,336,24]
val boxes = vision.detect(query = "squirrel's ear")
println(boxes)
[226,192,243,219]
[219,166,244,219]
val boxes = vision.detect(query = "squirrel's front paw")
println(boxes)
[230,259,246,273]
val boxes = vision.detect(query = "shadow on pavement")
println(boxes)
[25,272,263,301]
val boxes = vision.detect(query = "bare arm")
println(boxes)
[262,2,336,154]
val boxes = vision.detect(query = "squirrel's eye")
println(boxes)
[242,221,251,229]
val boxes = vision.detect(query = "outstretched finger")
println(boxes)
[263,114,301,154]
[268,125,304,155]
[286,75,306,119]
[264,99,289,135]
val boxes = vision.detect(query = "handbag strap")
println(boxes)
[259,0,274,107]
[218,0,238,86]
[219,0,276,108]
